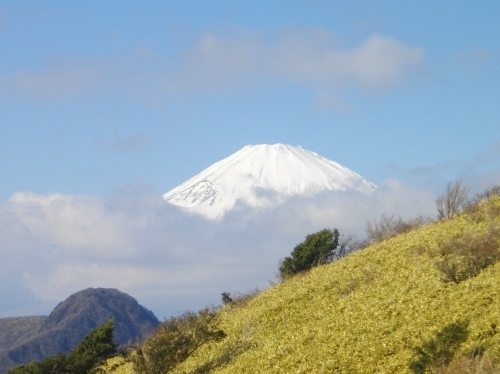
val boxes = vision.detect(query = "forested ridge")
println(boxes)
[1,288,159,373]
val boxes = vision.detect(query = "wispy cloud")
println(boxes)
[386,138,500,193]
[0,28,427,110]
[272,30,425,93]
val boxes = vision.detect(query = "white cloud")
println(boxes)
[0,180,438,318]
[274,32,425,93]
[0,28,426,110]
[7,192,135,257]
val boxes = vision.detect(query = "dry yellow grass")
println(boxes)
[103,197,500,373]
[98,354,135,373]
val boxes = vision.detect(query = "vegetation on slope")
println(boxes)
[8,320,117,374]
[0,317,47,373]
[278,228,340,279]
[0,317,47,352]
[99,185,500,373]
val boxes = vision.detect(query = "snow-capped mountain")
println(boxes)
[163,144,376,219]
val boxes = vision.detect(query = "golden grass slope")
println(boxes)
[103,197,500,373]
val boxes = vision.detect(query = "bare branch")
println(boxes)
[436,180,469,220]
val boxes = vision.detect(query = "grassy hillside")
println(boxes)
[102,196,500,373]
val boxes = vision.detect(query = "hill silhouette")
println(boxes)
[0,288,159,373]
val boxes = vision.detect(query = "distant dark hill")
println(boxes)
[0,316,46,352]
[0,288,159,373]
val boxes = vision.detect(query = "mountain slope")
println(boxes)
[0,288,159,373]
[103,196,500,373]
[163,144,376,219]
[0,317,46,352]
[174,198,500,372]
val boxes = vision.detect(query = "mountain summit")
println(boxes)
[163,144,376,219]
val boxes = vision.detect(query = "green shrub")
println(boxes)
[278,228,339,279]
[221,292,233,305]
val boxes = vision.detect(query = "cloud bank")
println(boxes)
[0,28,426,109]
[0,180,437,318]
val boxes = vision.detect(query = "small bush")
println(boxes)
[463,184,500,222]
[134,308,225,374]
[336,233,363,259]
[466,184,500,208]
[221,292,233,305]
[435,228,500,284]
[223,288,260,310]
[365,214,428,244]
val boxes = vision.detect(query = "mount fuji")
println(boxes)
[163,144,376,220]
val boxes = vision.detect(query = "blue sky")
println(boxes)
[0,1,499,318]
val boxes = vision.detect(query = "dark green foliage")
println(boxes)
[134,308,225,374]
[409,321,469,373]
[279,228,340,278]
[65,319,117,374]
[7,320,116,374]
[221,292,233,305]
[7,354,66,374]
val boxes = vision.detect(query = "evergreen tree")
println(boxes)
[279,228,340,278]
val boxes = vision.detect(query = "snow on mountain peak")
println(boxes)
[163,144,376,219]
